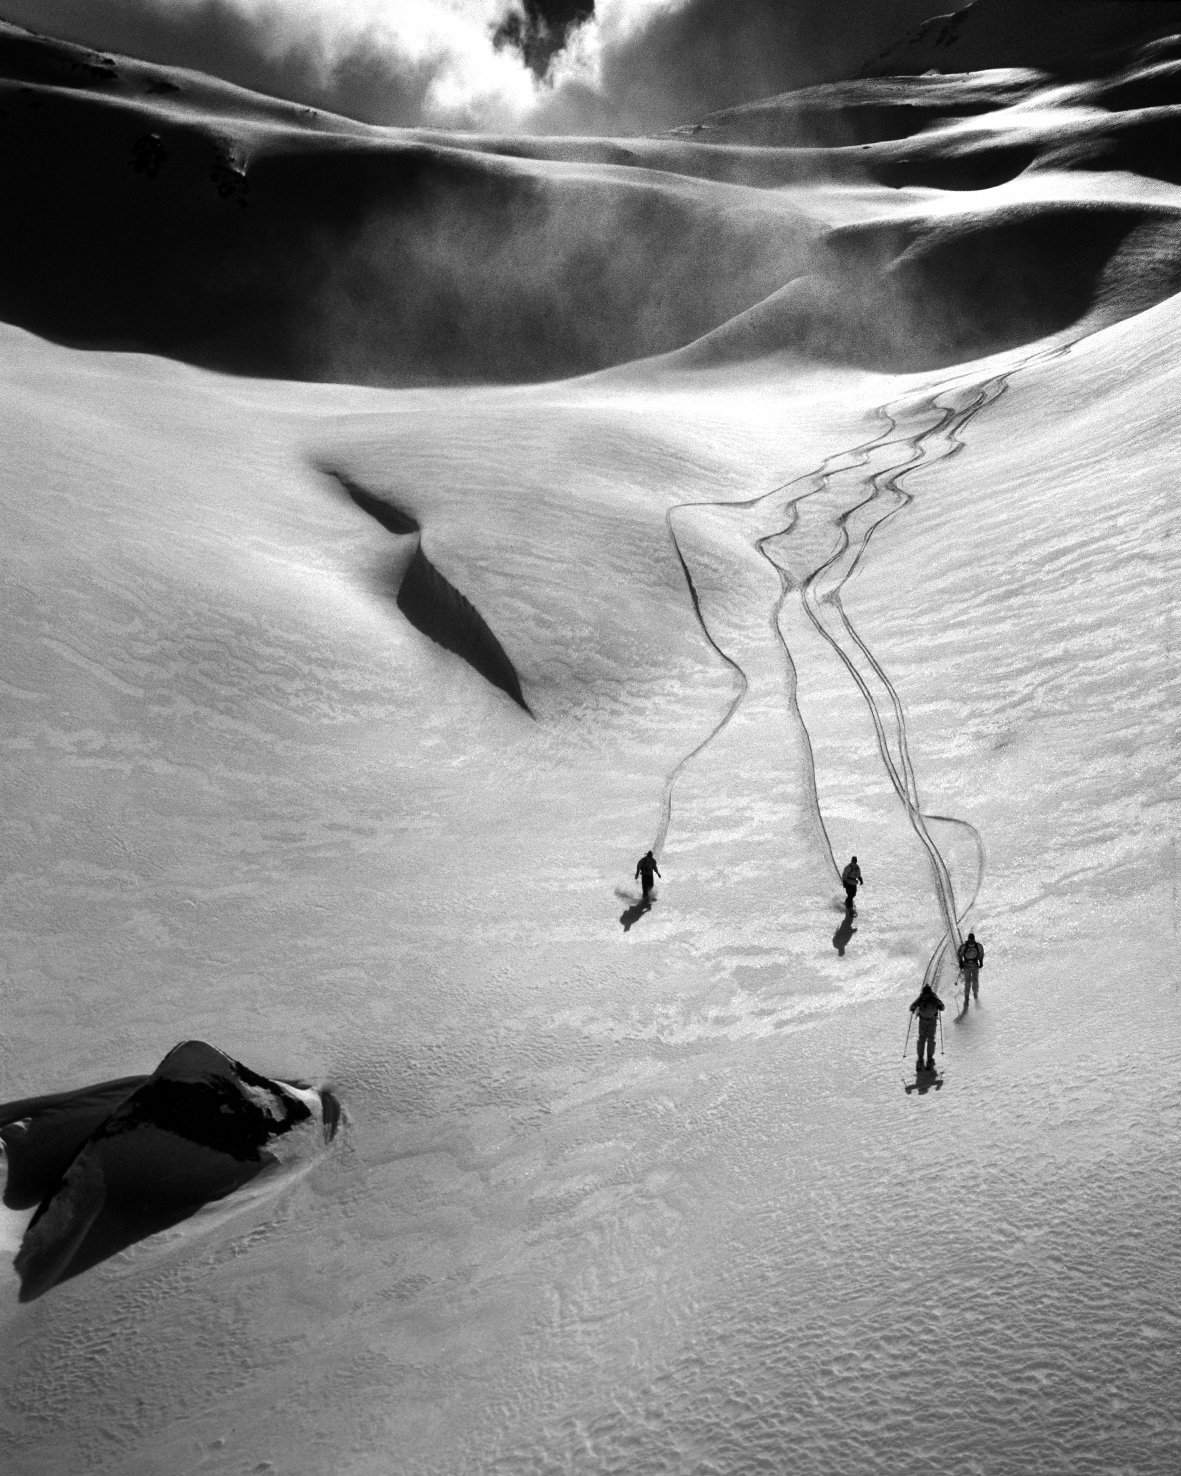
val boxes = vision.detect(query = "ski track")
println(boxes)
[656,340,1073,998]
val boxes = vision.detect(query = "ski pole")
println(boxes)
[939,1013,945,1056]
[904,1014,913,1058]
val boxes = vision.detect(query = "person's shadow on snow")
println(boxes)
[616,888,651,932]
[832,909,857,955]
[904,1071,944,1095]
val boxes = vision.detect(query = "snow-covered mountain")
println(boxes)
[1,6,1178,1473]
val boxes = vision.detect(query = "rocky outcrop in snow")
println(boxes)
[0,1041,340,1302]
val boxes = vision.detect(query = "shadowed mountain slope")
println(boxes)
[3,15,1181,383]
[670,199,1181,371]
[0,21,821,385]
[666,71,1046,148]
[862,0,1181,80]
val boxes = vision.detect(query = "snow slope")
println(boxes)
[1,10,1178,1475]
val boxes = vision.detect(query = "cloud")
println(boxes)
[0,0,943,133]
[536,0,944,132]
[0,0,543,128]
[492,0,595,81]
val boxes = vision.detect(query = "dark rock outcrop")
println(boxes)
[0,1040,340,1301]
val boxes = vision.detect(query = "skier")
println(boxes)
[841,855,863,911]
[958,932,985,999]
[909,983,944,1072]
[635,850,661,903]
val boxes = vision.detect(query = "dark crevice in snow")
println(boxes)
[331,474,419,537]
[328,472,532,715]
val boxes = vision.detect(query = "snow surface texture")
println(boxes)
[1,5,1179,1473]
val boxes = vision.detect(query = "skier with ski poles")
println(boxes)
[908,982,945,1073]
[958,932,984,1001]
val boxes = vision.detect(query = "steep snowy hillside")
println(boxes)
[5,12,1181,382]
[863,0,1181,78]
[1,8,1178,1476]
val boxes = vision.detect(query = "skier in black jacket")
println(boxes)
[635,850,661,903]
[841,856,863,911]
[909,983,944,1071]
[958,933,985,999]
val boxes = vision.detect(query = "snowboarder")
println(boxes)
[958,932,985,999]
[909,983,944,1072]
[635,850,661,903]
[841,855,863,911]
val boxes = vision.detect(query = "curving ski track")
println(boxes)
[766,386,996,995]
[650,496,755,856]
[655,342,1072,996]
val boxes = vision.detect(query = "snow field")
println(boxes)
[2,9,1181,1465]
[3,295,1179,1470]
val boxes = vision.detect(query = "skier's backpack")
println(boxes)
[962,940,981,964]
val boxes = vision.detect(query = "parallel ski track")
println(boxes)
[766,383,1000,993]
[653,424,899,860]
[656,340,1072,992]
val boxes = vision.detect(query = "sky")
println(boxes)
[0,0,947,132]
